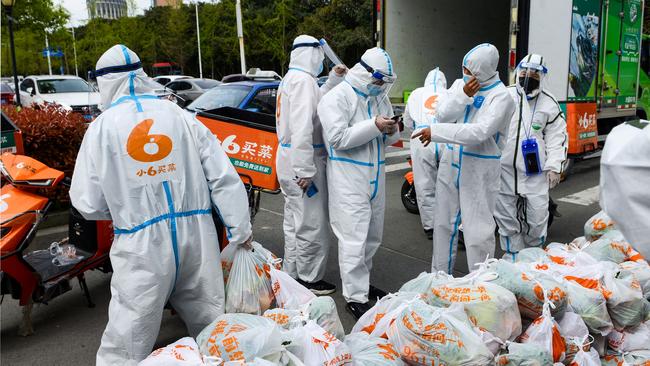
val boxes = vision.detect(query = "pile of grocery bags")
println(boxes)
[140,211,650,365]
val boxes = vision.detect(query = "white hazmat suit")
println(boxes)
[317,47,400,303]
[600,120,650,260]
[403,68,447,233]
[495,55,568,258]
[70,45,252,365]
[430,44,515,274]
[275,35,343,284]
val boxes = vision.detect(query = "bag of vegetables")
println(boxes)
[428,271,522,342]
[493,342,554,366]
[138,337,205,366]
[488,259,567,320]
[196,314,284,362]
[344,332,405,366]
[386,300,494,366]
[584,211,617,242]
[563,280,613,336]
[224,242,279,314]
[519,294,567,363]
[351,292,421,337]
[583,230,645,264]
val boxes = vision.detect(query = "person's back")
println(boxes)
[70,45,252,366]
[403,68,447,238]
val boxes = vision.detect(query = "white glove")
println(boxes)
[547,171,561,189]
[375,115,396,133]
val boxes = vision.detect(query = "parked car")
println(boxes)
[186,80,279,115]
[19,75,101,121]
[0,76,23,88]
[152,75,191,86]
[164,78,221,107]
[1,83,15,105]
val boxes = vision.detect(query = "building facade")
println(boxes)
[87,0,128,20]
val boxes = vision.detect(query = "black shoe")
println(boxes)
[424,229,433,240]
[346,301,372,320]
[297,279,336,295]
[369,285,388,300]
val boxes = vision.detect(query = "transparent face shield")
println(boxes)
[319,38,345,68]
[516,61,547,99]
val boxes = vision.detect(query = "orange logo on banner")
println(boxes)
[127,119,173,162]
[424,95,438,110]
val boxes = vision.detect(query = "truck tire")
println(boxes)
[401,180,419,215]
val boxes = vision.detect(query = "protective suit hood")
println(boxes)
[289,35,325,77]
[462,43,500,86]
[515,53,548,99]
[345,47,395,96]
[424,67,447,91]
[95,44,161,110]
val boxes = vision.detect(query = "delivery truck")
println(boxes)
[373,0,645,162]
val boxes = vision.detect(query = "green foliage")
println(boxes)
[1,0,373,79]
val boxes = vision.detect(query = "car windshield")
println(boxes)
[187,85,251,111]
[37,79,93,94]
[1,83,13,93]
[194,79,220,89]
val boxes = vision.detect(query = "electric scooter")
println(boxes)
[0,152,113,336]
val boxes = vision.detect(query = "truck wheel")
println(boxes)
[401,180,419,215]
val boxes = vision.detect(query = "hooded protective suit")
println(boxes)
[70,45,252,365]
[495,54,568,257]
[600,120,650,260]
[317,47,400,303]
[430,44,515,274]
[276,35,343,283]
[403,68,447,232]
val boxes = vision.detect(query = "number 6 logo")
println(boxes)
[127,119,173,162]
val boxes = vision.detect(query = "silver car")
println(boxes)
[164,78,221,107]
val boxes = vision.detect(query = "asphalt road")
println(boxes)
[1,142,603,365]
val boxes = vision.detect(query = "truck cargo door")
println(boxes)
[598,0,643,111]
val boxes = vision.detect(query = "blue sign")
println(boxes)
[42,47,64,58]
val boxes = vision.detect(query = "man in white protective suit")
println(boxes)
[600,119,650,261]
[275,35,346,295]
[495,54,568,259]
[403,67,448,240]
[70,45,252,365]
[415,43,515,274]
[317,47,400,319]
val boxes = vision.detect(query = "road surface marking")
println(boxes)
[385,149,410,158]
[386,162,411,173]
[259,207,284,217]
[558,185,600,206]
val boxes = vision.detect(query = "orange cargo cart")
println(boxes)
[196,107,280,249]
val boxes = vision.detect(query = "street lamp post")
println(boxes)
[2,0,21,106]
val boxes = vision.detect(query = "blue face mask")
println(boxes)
[463,74,472,83]
[317,62,324,76]
[367,84,383,96]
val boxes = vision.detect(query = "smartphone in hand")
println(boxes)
[392,114,404,132]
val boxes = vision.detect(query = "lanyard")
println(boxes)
[522,93,540,140]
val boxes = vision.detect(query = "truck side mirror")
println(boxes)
[26,87,34,96]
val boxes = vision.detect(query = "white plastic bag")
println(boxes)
[583,230,645,264]
[601,350,650,365]
[386,300,494,366]
[493,342,554,366]
[285,321,352,366]
[428,274,522,342]
[569,347,600,366]
[511,247,551,264]
[602,269,645,329]
[398,271,451,302]
[584,210,617,242]
[606,321,650,352]
[344,332,405,366]
[139,337,205,366]
[489,259,568,320]
[351,292,420,337]
[519,299,567,363]
[269,266,315,309]
[558,312,589,364]
[619,260,650,299]
[307,296,345,340]
[224,242,279,314]
[196,313,284,362]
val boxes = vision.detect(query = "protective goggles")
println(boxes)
[360,59,396,84]
[90,61,143,80]
[291,42,320,50]
[517,61,548,74]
